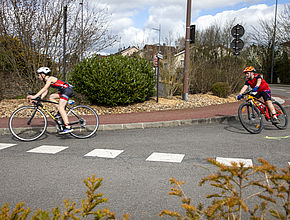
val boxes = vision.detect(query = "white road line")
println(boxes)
[0,143,17,150]
[146,152,185,163]
[84,149,124,158]
[216,157,253,167]
[272,96,285,104]
[27,145,68,154]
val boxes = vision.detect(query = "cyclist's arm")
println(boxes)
[239,85,248,95]
[41,90,48,99]
[28,78,52,100]
[255,78,262,88]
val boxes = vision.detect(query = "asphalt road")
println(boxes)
[270,84,290,99]
[0,109,289,219]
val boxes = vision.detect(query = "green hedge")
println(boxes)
[70,55,155,106]
[211,82,230,98]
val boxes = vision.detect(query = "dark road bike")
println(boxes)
[238,90,288,134]
[9,93,99,141]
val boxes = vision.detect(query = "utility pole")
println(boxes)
[152,24,161,103]
[63,5,67,81]
[270,0,278,84]
[182,0,191,101]
[80,0,84,61]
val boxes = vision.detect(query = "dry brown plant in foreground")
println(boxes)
[160,158,289,220]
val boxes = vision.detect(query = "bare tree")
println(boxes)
[277,3,290,44]
[0,0,117,95]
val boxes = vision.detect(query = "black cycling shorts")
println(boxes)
[255,89,271,102]
[59,87,73,101]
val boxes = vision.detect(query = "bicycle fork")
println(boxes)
[27,107,38,125]
[247,102,256,120]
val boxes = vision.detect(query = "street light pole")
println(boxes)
[270,0,278,84]
[152,25,161,103]
[182,0,191,101]
[63,4,67,81]
[80,0,84,61]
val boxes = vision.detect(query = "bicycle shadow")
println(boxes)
[222,118,278,134]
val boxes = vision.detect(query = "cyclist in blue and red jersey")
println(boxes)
[237,66,279,124]
[27,67,74,133]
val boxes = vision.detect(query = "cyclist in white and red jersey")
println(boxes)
[27,67,74,133]
[237,66,279,124]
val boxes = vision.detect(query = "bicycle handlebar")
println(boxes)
[241,90,257,98]
[27,91,58,105]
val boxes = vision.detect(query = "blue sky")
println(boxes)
[94,0,289,54]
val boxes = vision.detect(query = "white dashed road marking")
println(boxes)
[216,157,253,167]
[146,152,185,163]
[0,143,17,150]
[27,145,68,154]
[84,149,124,158]
[1,142,288,166]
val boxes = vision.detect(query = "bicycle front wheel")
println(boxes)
[238,103,263,134]
[9,106,47,141]
[271,101,288,129]
[67,105,99,139]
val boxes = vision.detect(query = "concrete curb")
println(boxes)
[98,115,239,131]
[0,115,239,135]
[1,105,289,136]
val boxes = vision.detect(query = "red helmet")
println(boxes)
[243,66,256,74]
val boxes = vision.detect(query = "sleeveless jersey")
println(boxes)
[245,73,270,93]
[51,79,70,91]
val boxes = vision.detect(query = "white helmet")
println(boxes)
[37,67,51,75]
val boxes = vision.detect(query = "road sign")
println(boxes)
[153,54,158,66]
[231,24,244,38]
[231,24,245,62]
[230,39,244,51]
[156,52,163,59]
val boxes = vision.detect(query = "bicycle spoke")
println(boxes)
[238,103,263,134]
[272,101,288,129]
[67,105,99,138]
[9,106,47,141]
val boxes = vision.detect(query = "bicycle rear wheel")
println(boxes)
[67,105,99,139]
[271,101,288,129]
[9,106,47,141]
[238,103,263,134]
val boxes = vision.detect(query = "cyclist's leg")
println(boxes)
[261,90,277,118]
[58,97,69,125]
[58,88,73,133]
[49,93,60,109]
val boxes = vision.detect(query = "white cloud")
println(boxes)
[91,1,287,54]
[194,4,281,32]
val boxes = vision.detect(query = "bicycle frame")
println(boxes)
[246,94,271,121]
[31,99,59,121]
[31,98,81,128]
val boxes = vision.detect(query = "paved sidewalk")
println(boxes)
[1,95,289,135]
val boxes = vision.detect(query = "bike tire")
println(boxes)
[9,106,47,141]
[238,103,263,134]
[271,101,288,129]
[67,105,99,139]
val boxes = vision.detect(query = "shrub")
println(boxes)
[0,174,130,220]
[211,82,231,98]
[70,55,155,106]
[161,158,290,219]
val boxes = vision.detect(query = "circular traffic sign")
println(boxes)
[231,24,245,38]
[231,39,244,51]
